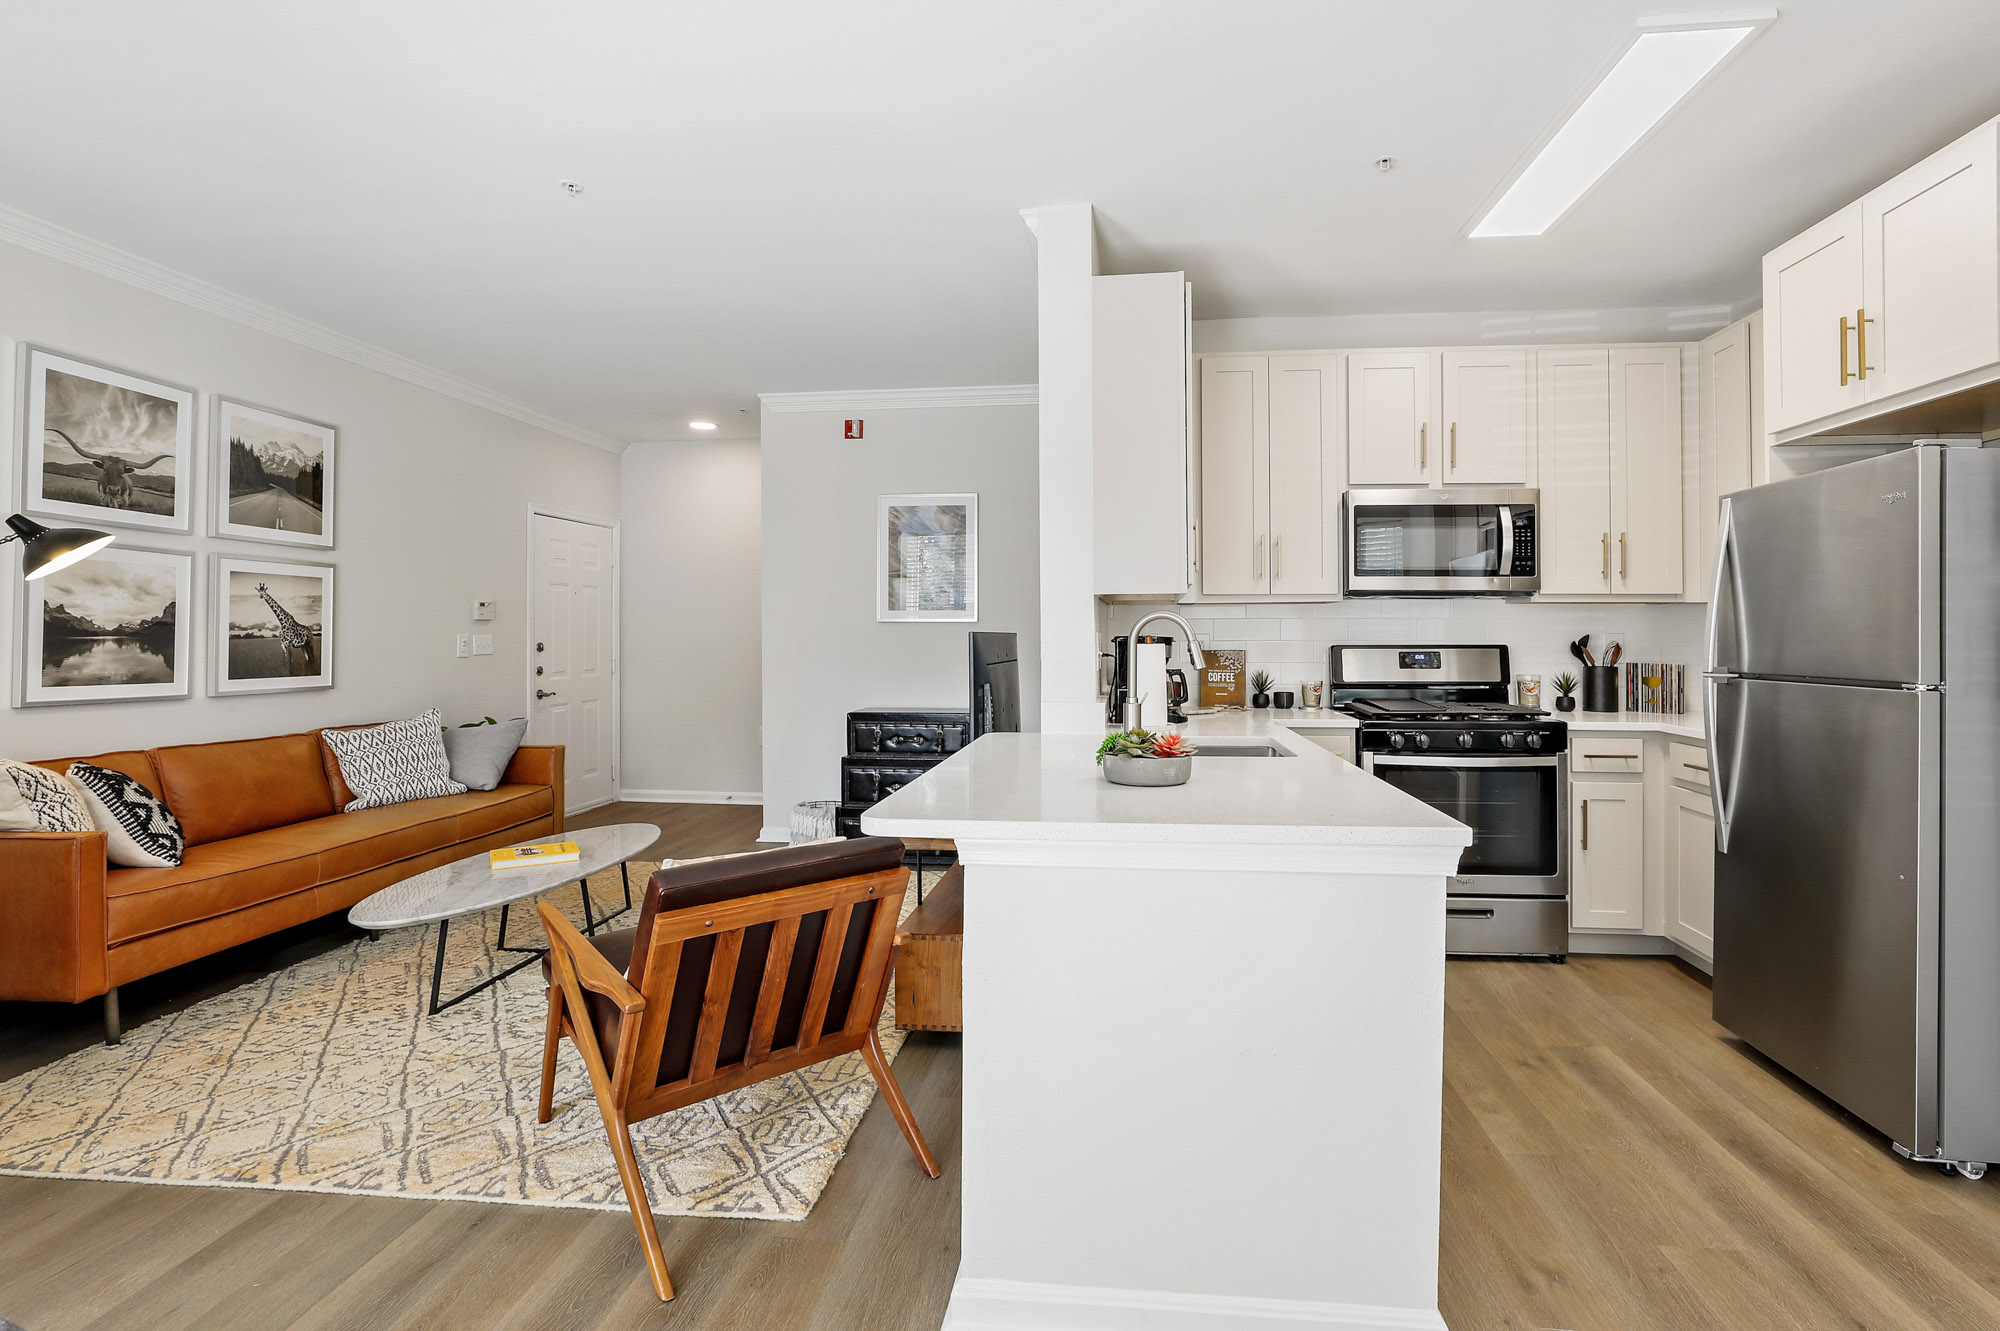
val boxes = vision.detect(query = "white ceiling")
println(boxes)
[2,1,1998,444]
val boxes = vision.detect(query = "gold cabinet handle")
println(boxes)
[1450,421,1458,472]
[1602,532,1610,582]
[1419,421,1428,472]
[1581,799,1589,851]
[1620,532,1628,581]
[1840,314,1854,385]
[1273,534,1282,579]
[1254,535,1265,580]
[1857,307,1873,379]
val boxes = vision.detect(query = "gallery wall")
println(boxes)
[757,398,1041,842]
[0,238,622,759]
[618,439,763,801]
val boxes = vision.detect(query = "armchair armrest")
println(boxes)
[503,745,565,833]
[0,830,110,1002]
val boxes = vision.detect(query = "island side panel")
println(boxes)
[949,852,1450,1330]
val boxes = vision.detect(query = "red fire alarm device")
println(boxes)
[844,419,863,439]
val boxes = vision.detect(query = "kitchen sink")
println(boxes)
[1189,740,1286,758]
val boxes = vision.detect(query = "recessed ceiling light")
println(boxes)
[1469,13,1771,238]
[688,420,717,431]
[559,180,584,197]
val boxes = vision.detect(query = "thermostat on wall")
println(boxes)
[473,599,497,621]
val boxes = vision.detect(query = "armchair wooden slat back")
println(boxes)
[536,837,941,1303]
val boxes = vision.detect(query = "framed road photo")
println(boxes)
[877,493,978,622]
[17,545,194,706]
[210,555,335,695]
[20,346,195,533]
[212,398,336,548]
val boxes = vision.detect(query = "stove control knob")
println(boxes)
[1413,733,1431,751]
[1527,732,1544,751]
[1388,732,1406,751]
[1457,731,1475,749]
[1500,732,1522,749]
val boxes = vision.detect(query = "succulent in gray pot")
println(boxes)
[1096,729,1198,786]
[1552,672,1579,713]
[1249,670,1273,709]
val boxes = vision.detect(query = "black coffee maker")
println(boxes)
[1105,634,1188,727]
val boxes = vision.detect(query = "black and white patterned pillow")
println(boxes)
[0,757,94,833]
[323,708,469,812]
[68,761,186,868]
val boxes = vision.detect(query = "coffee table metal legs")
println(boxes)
[424,865,639,1016]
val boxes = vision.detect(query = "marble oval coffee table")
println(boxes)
[349,822,660,1015]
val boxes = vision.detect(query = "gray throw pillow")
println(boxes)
[441,718,529,791]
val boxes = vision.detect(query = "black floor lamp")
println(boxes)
[4,513,116,580]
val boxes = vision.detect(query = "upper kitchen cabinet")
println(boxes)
[1763,116,2000,439]
[1346,352,1433,485]
[1197,353,1340,598]
[1093,272,1194,597]
[1536,347,1684,598]
[1697,313,1764,594]
[1440,350,1534,485]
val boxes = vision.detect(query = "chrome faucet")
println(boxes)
[1125,611,1206,730]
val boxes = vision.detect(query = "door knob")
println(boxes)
[536,689,557,700]
[536,642,545,652]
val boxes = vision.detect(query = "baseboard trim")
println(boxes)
[618,789,761,805]
[757,825,791,844]
[943,1278,1447,1331]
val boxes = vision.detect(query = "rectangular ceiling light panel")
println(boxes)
[1471,15,1770,238]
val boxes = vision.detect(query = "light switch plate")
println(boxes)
[473,599,497,621]
[471,635,494,656]
[455,634,470,659]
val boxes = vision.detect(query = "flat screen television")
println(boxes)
[968,631,1021,739]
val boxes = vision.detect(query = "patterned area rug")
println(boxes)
[0,861,924,1222]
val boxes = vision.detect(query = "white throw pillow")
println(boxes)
[0,758,93,833]
[322,708,469,812]
[68,761,186,868]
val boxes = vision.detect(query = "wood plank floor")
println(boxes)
[5,806,1998,1329]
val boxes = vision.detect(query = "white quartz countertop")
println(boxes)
[861,711,1468,848]
[1562,713,1706,741]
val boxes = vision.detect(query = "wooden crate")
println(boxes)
[894,863,963,1032]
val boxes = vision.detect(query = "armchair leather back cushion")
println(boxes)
[150,733,336,846]
[32,750,160,798]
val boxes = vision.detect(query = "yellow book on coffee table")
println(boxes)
[490,840,581,870]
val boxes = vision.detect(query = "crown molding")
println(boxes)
[757,384,1038,414]
[0,203,625,452]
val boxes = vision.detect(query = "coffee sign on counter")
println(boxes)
[1201,649,1247,708]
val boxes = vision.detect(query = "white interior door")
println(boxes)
[530,512,617,813]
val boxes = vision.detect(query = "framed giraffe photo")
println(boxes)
[15,545,194,707]
[19,346,196,534]
[209,555,335,695]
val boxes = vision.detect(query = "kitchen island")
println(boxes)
[864,712,1473,1331]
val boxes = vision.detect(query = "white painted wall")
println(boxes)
[0,239,621,759]
[618,439,762,801]
[757,401,1040,841]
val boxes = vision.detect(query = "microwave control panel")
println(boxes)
[1507,507,1537,576]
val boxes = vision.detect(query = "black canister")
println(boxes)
[1581,665,1619,713]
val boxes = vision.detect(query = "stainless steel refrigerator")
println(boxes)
[1707,443,2000,1178]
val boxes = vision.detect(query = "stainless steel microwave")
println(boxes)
[1344,488,1539,596]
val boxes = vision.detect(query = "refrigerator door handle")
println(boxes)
[1705,497,1741,675]
[1705,672,1738,854]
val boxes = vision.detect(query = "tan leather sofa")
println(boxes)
[0,727,564,1040]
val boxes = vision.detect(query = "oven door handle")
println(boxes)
[1368,754,1562,769]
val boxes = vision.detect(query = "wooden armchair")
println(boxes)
[535,837,941,1301]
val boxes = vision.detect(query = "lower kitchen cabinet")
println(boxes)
[1570,778,1645,930]
[1665,785,1717,964]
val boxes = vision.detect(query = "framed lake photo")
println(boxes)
[210,556,334,695]
[17,546,193,706]
[21,347,195,533]
[877,493,977,622]
[211,398,335,548]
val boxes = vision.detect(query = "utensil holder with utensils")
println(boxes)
[1581,665,1620,713]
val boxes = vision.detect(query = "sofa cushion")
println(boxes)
[150,733,335,846]
[105,827,325,942]
[316,723,378,809]
[322,710,468,812]
[68,761,185,867]
[31,749,161,798]
[0,758,93,833]
[276,801,466,881]
[445,785,554,840]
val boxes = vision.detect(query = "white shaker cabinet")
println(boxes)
[1763,204,1867,435]
[1346,352,1433,485]
[1571,778,1646,931]
[1535,347,1683,597]
[1697,313,1764,596]
[1440,350,1534,485]
[1666,786,1717,964]
[1093,272,1194,597]
[1197,354,1340,597]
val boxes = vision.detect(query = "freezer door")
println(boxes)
[1711,448,1938,684]
[1711,676,1939,1153]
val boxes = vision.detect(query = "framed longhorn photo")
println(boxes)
[211,398,336,548]
[20,346,196,533]
[210,555,335,695]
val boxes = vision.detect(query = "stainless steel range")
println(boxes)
[1332,645,1569,960]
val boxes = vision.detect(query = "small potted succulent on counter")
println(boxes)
[1096,728,1198,787]
[1552,672,1579,713]
[1249,670,1273,709]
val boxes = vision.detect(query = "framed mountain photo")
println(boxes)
[20,347,195,533]
[210,555,335,695]
[211,399,336,548]
[17,545,193,706]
